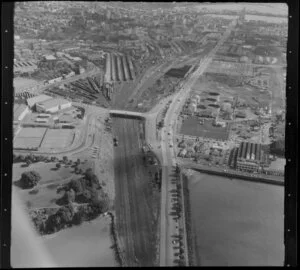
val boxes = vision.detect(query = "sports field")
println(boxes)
[14,127,47,149]
[40,129,74,149]
[180,117,230,140]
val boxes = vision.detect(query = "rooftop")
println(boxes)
[27,94,53,107]
[37,98,71,110]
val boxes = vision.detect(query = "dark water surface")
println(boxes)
[189,172,284,266]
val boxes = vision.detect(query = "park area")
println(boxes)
[180,117,230,140]
[12,161,76,209]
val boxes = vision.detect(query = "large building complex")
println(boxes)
[236,141,264,172]
[27,94,53,108]
[36,98,72,113]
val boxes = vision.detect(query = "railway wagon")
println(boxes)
[127,55,135,80]
[105,53,111,83]
[117,55,125,81]
[122,55,131,81]
[111,53,117,81]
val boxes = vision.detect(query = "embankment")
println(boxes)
[182,172,197,266]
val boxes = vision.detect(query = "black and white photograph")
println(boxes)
[1,1,298,268]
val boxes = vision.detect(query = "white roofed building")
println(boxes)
[27,94,53,109]
[36,98,72,113]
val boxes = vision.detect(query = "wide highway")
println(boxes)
[159,19,237,266]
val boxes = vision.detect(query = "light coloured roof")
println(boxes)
[27,95,53,107]
[44,55,57,60]
[37,98,71,110]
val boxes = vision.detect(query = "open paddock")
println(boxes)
[40,129,75,149]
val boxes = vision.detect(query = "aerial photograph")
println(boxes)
[11,1,287,267]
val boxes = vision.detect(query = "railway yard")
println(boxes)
[11,3,288,268]
[111,117,161,266]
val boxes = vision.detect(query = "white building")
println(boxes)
[27,94,53,109]
[36,98,72,113]
[48,76,63,84]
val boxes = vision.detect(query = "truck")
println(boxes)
[113,137,118,146]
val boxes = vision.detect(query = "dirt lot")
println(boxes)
[13,77,43,93]
[180,117,230,140]
[112,117,160,266]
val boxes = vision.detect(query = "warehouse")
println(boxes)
[236,141,264,172]
[14,104,29,122]
[36,98,72,113]
[27,94,53,109]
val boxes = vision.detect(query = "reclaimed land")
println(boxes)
[112,117,160,266]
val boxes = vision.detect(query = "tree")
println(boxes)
[68,179,83,194]
[56,163,61,169]
[72,211,84,225]
[63,156,68,163]
[84,168,94,180]
[20,171,41,189]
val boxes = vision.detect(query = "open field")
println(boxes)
[43,215,116,267]
[112,117,160,266]
[13,77,43,93]
[14,127,47,149]
[16,127,47,138]
[180,117,230,140]
[40,129,75,149]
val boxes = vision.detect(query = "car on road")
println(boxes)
[172,240,179,244]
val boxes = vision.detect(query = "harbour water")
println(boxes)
[188,172,284,266]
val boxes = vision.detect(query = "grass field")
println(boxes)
[180,117,230,140]
[40,129,75,149]
[112,118,160,266]
[14,127,47,149]
[13,162,76,209]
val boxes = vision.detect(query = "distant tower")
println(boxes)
[239,7,246,23]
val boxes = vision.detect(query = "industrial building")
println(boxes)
[36,98,72,113]
[14,104,29,122]
[27,94,53,108]
[14,61,38,75]
[235,141,264,172]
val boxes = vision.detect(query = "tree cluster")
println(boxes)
[13,154,58,165]
[19,171,41,189]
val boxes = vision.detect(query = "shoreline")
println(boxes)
[182,171,198,266]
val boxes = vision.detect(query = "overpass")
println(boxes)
[109,109,145,119]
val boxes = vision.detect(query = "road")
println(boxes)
[159,19,237,266]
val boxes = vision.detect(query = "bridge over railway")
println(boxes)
[109,109,145,119]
